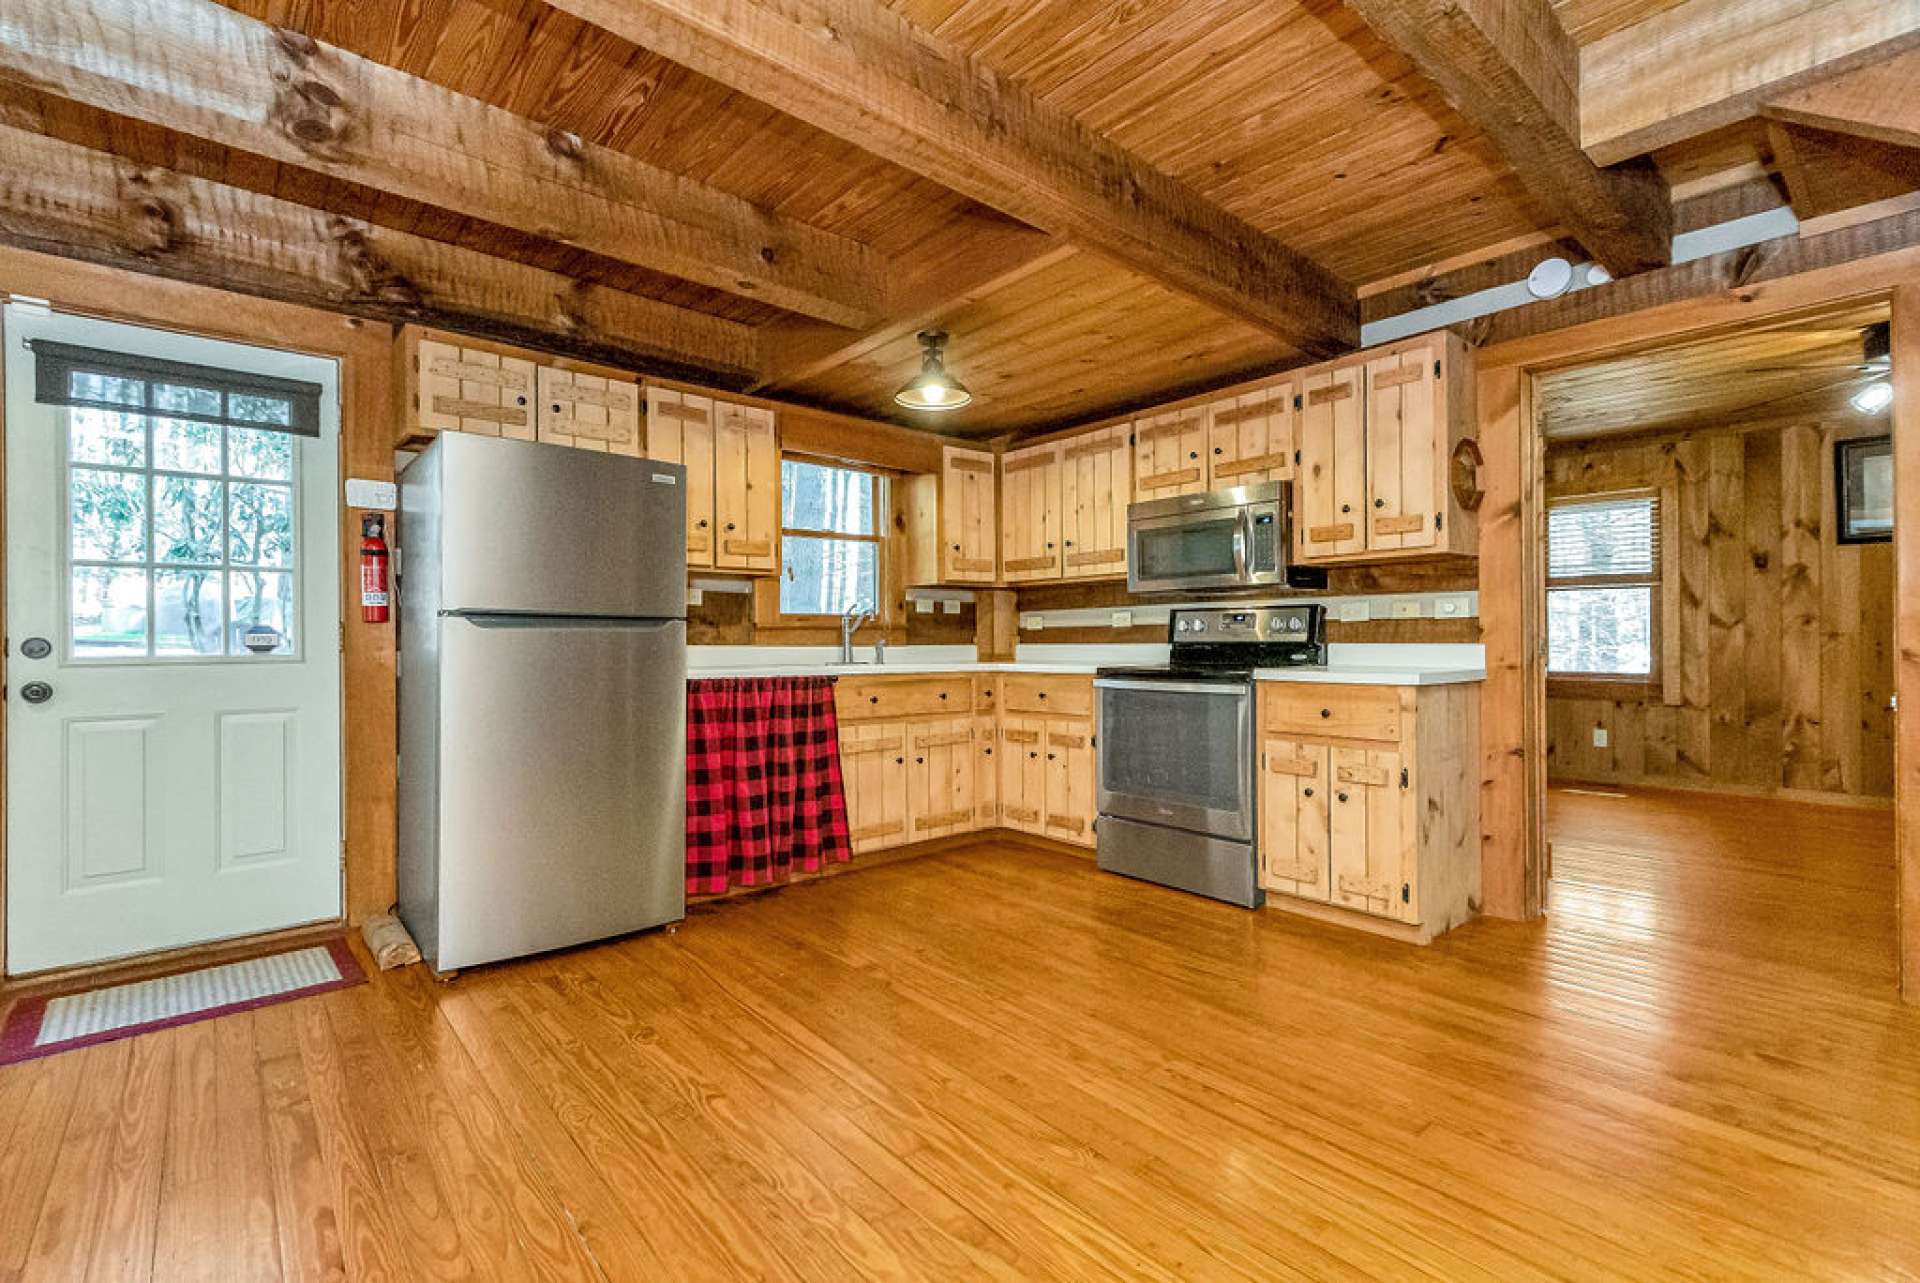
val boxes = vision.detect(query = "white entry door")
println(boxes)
[4,306,342,974]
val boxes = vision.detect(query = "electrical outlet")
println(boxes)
[1436,595,1470,618]
[1592,727,1610,748]
[1338,600,1371,622]
[1024,614,1044,631]
[1112,610,1134,629]
[941,599,960,615]
[687,587,703,606]
[1391,599,1422,620]
[914,598,934,613]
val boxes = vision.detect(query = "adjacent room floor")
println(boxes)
[3,795,1917,1281]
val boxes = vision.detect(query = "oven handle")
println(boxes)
[1095,678,1250,696]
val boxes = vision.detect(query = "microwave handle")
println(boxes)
[1233,509,1251,578]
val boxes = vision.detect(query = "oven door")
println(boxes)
[1096,679,1253,840]
[1128,506,1250,593]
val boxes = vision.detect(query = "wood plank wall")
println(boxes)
[1545,420,1896,800]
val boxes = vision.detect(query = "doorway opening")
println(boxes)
[1532,301,1898,982]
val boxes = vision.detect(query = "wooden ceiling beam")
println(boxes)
[0,0,886,327]
[0,124,760,382]
[1581,0,1920,165]
[1763,50,1920,153]
[540,0,1360,358]
[752,215,1075,394]
[1341,0,1672,275]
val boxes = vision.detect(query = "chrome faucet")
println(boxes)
[839,599,876,664]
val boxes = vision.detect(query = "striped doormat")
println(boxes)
[0,938,364,1066]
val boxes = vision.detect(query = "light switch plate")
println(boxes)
[1391,599,1422,620]
[915,598,935,613]
[1024,614,1044,631]
[1592,727,1610,748]
[1338,601,1371,622]
[344,477,398,510]
[688,587,703,606]
[942,599,960,614]
[1112,610,1133,629]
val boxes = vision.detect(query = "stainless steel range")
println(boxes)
[1094,605,1327,907]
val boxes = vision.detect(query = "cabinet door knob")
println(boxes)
[1038,692,1047,700]
[1320,708,1331,718]
[696,519,709,528]
[1047,753,1056,761]
[939,692,948,700]
[1337,791,1349,803]
[951,543,961,551]
[725,522,736,531]
[1029,751,1038,759]
[896,757,904,765]
[1374,498,1385,508]
[984,748,993,756]
[869,695,879,704]
[1188,451,1198,460]
[916,757,924,764]
[1213,446,1223,455]
[1340,504,1351,514]
[1303,787,1314,798]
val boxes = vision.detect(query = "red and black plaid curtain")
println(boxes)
[686,677,852,896]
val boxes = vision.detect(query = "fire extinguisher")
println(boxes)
[360,513,391,624]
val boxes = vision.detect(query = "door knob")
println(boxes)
[21,637,51,660]
[21,681,53,705]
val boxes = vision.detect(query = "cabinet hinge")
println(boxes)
[1293,394,1303,411]
[1401,882,1411,903]
[1293,449,1301,465]
[1400,767,1408,789]
[1433,359,1442,379]
[1434,513,1443,532]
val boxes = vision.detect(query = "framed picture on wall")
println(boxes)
[1835,435,1893,544]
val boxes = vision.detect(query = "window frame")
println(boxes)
[757,453,890,629]
[1545,487,1663,695]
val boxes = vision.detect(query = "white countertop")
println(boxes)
[686,643,1483,685]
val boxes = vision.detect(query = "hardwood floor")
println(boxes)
[3,791,1917,1280]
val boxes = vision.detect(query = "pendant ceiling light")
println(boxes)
[894,330,972,413]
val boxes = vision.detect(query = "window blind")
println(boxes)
[1547,494,1658,584]
[30,340,322,437]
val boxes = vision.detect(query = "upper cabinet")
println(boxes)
[536,368,642,456]
[904,445,999,586]
[396,326,640,456]
[1206,382,1297,489]
[1132,408,1209,501]
[1000,441,1063,583]
[1058,426,1130,580]
[1294,331,1478,565]
[644,386,779,575]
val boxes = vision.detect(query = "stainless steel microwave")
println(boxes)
[1127,482,1287,593]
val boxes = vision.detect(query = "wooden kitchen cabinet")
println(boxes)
[838,721,908,854]
[1205,381,1296,489]
[906,717,977,842]
[536,366,641,455]
[713,401,779,573]
[643,387,716,564]
[1058,426,1130,580]
[998,716,1048,835]
[1042,720,1096,846]
[1256,681,1480,942]
[1295,362,1368,559]
[974,714,1000,827]
[1260,738,1330,903]
[395,328,537,446]
[1000,442,1062,583]
[904,445,998,585]
[1132,408,1209,501]
[1295,331,1478,565]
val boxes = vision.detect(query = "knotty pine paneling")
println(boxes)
[1545,420,1895,799]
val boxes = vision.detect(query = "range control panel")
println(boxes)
[1169,605,1325,643]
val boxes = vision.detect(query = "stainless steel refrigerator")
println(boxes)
[396,432,688,972]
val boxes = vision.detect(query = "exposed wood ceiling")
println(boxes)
[1536,301,1892,440]
[0,0,1916,435]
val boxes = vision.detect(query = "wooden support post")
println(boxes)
[976,590,1019,663]
[1895,284,1920,1002]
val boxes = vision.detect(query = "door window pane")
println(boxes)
[71,567,149,658]
[231,570,296,654]
[154,476,225,565]
[1548,586,1652,675]
[69,408,145,466]
[71,468,147,562]
[153,417,223,474]
[780,536,877,616]
[154,571,226,656]
[228,483,294,566]
[65,401,300,660]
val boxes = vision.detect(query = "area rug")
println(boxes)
[0,938,364,1066]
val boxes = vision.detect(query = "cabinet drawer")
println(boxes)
[1262,684,1402,742]
[836,676,971,721]
[973,677,998,713]
[1001,674,1093,718]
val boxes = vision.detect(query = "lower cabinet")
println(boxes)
[834,674,1096,856]
[1257,682,1480,941]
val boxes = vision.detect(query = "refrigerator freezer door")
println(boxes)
[435,432,687,618]
[430,615,686,969]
